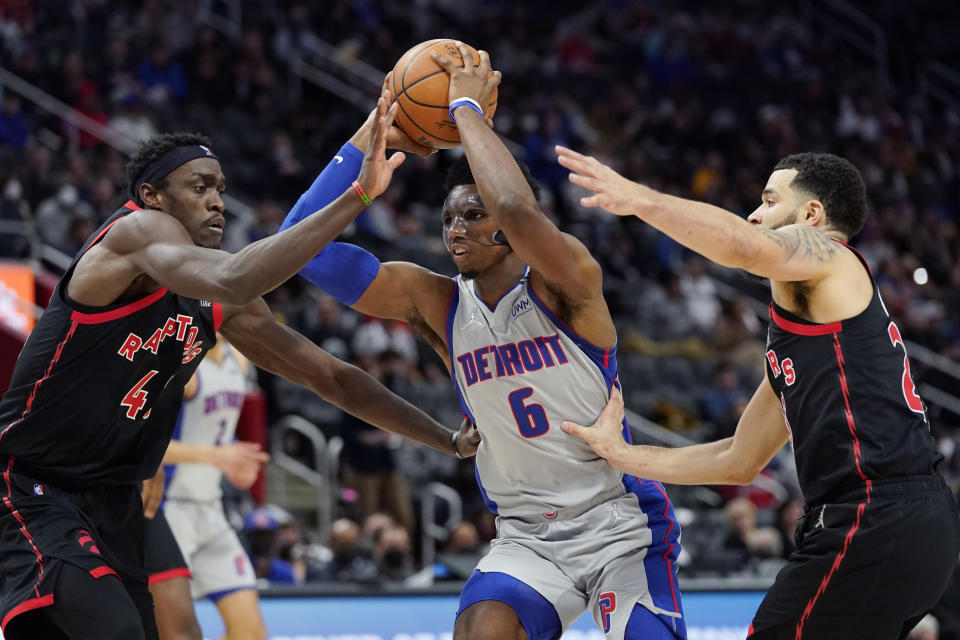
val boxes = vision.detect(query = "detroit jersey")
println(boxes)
[765,245,940,507]
[448,270,644,517]
[0,201,219,486]
[165,344,249,502]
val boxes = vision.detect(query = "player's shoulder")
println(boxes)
[101,207,191,253]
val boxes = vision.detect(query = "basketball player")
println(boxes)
[280,46,685,640]
[0,93,478,640]
[556,147,960,639]
[146,337,268,640]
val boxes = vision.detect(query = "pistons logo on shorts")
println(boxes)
[598,591,617,633]
[544,511,558,520]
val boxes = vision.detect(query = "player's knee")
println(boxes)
[454,601,527,640]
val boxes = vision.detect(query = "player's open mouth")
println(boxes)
[208,217,225,233]
[451,245,469,259]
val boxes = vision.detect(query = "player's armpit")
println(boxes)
[742,224,842,282]
[352,261,455,332]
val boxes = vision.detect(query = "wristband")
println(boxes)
[451,431,465,459]
[448,97,483,123]
[351,180,373,205]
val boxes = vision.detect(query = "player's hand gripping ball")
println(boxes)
[388,39,498,149]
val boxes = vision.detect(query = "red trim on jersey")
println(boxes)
[1,594,54,632]
[70,288,168,324]
[3,457,44,600]
[83,217,126,254]
[603,348,610,368]
[747,622,755,637]
[769,304,842,336]
[212,302,223,332]
[0,321,79,446]
[123,200,142,211]
[794,502,866,639]
[148,568,192,585]
[833,334,873,501]
[90,566,119,579]
[651,482,680,614]
[794,335,873,638]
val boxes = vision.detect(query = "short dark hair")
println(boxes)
[443,154,541,202]
[773,152,866,238]
[126,131,214,204]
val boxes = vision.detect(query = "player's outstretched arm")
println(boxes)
[219,298,480,457]
[109,93,404,306]
[433,44,602,300]
[562,377,788,485]
[555,146,841,282]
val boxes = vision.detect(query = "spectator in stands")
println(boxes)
[0,177,31,257]
[775,498,804,559]
[33,183,95,251]
[722,497,782,569]
[243,505,303,585]
[701,362,749,440]
[373,524,414,584]
[0,92,29,149]
[315,517,378,583]
[338,353,416,534]
[137,38,188,105]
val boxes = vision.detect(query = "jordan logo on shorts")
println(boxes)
[599,592,617,633]
[816,505,825,529]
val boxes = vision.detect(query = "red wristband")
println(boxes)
[351,180,373,205]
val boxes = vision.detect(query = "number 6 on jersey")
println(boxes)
[509,387,549,438]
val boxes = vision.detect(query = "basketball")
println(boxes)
[389,39,499,149]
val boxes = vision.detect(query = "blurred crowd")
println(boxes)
[1,0,960,620]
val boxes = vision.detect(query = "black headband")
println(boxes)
[134,144,219,197]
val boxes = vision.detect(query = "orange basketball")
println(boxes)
[389,39,498,149]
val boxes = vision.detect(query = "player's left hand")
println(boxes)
[141,466,165,519]
[561,387,629,460]
[555,145,651,217]
[433,42,500,120]
[456,418,481,457]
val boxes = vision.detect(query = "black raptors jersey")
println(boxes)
[0,201,219,486]
[765,244,939,507]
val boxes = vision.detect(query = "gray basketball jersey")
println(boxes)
[447,270,631,517]
[165,346,248,502]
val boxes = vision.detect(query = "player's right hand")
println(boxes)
[560,387,629,461]
[214,441,271,490]
[355,88,407,200]
[555,145,650,217]
[354,76,437,158]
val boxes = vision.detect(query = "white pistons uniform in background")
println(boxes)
[164,343,258,601]
[448,270,685,638]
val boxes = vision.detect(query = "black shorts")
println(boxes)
[142,507,191,585]
[750,476,960,640]
[0,462,153,634]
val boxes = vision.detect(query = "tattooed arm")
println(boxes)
[556,147,848,282]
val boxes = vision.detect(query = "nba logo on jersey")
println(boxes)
[199,145,213,156]
[598,592,617,632]
[32,483,43,496]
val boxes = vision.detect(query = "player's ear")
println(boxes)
[139,183,162,210]
[804,199,825,227]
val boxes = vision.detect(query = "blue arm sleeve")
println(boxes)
[280,141,381,306]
